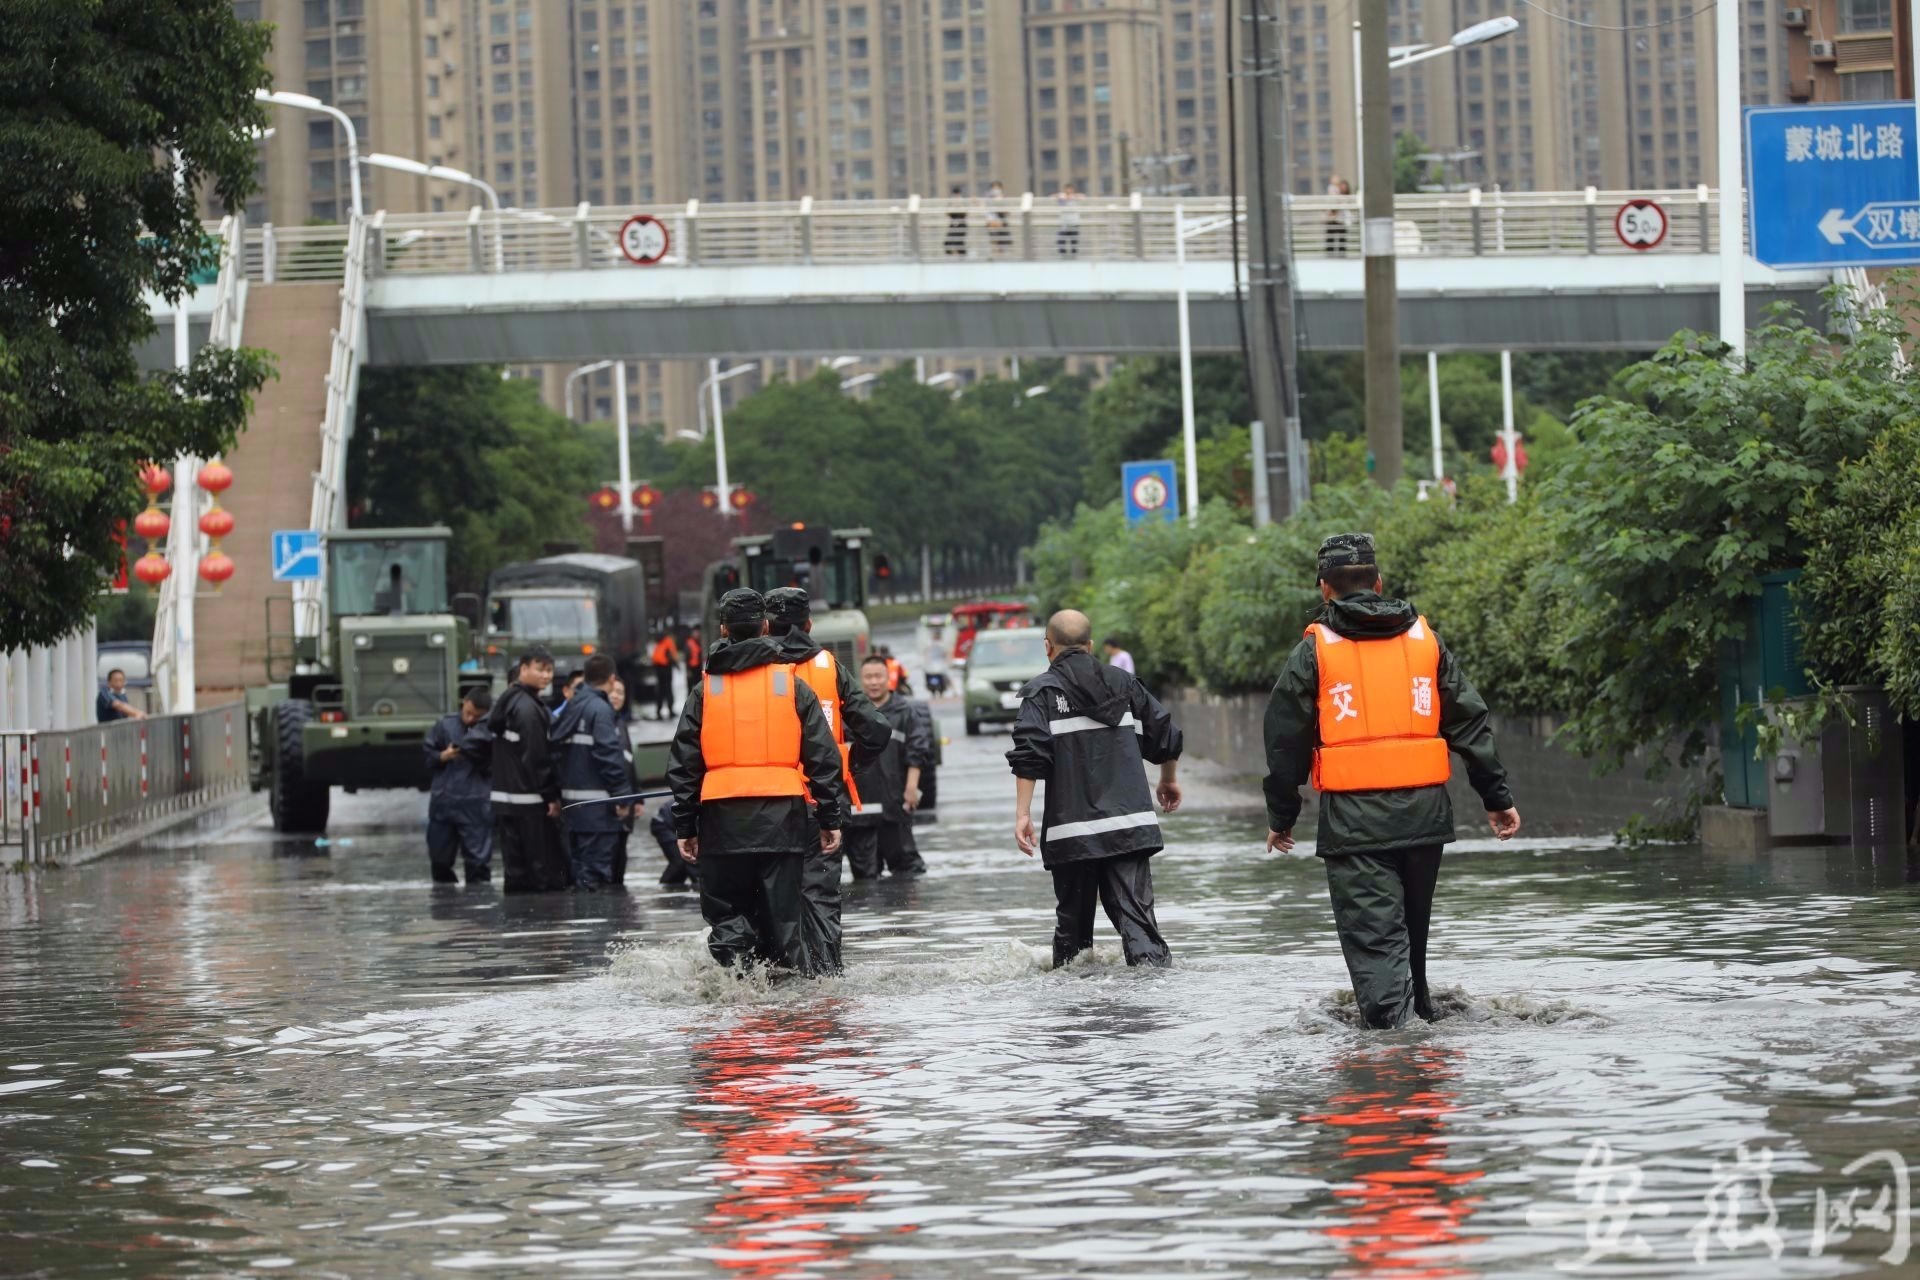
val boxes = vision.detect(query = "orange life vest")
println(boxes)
[791,649,864,814]
[651,636,679,666]
[699,664,807,800]
[686,636,703,668]
[884,656,904,691]
[1309,615,1451,793]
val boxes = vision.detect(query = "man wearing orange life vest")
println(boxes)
[1263,533,1521,1030]
[665,588,849,974]
[649,632,681,721]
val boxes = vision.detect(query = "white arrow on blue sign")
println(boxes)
[271,530,323,582]
[1747,102,1920,270]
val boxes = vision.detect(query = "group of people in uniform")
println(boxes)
[419,531,1524,1030]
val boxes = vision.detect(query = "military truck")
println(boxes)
[251,527,477,833]
[702,524,887,668]
[482,553,650,697]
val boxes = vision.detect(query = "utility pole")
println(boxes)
[1238,0,1304,521]
[1359,0,1403,486]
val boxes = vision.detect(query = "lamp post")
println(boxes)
[565,359,614,422]
[256,89,362,218]
[361,152,503,270]
[699,361,758,517]
[1351,17,1518,198]
[1175,206,1242,524]
[839,372,879,394]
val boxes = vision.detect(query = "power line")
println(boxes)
[1514,0,1720,31]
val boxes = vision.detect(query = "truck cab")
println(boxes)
[706,525,879,668]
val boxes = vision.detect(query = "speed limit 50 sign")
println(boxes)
[1614,199,1669,251]
[618,213,671,266]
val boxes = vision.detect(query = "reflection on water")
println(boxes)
[1,720,1918,1278]
[1307,1047,1483,1279]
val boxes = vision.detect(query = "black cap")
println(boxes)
[765,586,811,625]
[1316,532,1377,579]
[717,587,768,626]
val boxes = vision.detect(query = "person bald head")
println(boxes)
[1046,609,1093,654]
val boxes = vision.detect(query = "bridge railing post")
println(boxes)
[1130,190,1145,258]
[1696,184,1711,252]
[1020,191,1035,261]
[799,194,815,265]
[1468,188,1484,256]
[261,223,277,284]
[573,202,592,270]
[367,220,386,278]
[684,198,700,265]
[906,194,922,261]
[467,206,484,273]
[1584,186,1598,254]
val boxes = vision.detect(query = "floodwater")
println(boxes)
[4,705,1919,1278]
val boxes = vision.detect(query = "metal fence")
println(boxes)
[226,188,1735,283]
[0,703,249,864]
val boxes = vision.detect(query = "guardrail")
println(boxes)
[226,188,1737,283]
[1,703,249,864]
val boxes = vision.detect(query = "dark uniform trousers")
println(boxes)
[844,821,925,880]
[568,830,621,892]
[700,853,809,971]
[1324,843,1444,1029]
[494,801,571,894]
[800,848,845,975]
[428,803,492,881]
[1051,853,1171,970]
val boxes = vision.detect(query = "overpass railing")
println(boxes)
[1,703,249,864]
[228,188,1734,282]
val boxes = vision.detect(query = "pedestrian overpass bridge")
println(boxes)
[145,188,1830,372]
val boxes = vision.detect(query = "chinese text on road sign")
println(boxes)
[1747,103,1920,269]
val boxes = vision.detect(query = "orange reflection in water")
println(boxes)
[686,1009,882,1278]
[1303,1046,1485,1279]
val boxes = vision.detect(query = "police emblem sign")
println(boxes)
[1122,460,1180,526]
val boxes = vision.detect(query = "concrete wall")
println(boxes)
[1163,686,1709,838]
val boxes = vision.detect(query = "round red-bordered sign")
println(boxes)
[1130,471,1171,513]
[618,213,671,266]
[1614,199,1668,252]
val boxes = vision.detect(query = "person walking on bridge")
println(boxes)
[667,589,849,975]
[488,646,570,893]
[768,586,891,973]
[1008,610,1184,968]
[552,654,637,892]
[1262,533,1522,1029]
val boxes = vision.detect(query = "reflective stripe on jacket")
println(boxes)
[699,664,807,800]
[1308,615,1449,793]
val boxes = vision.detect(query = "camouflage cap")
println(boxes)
[717,587,768,626]
[1316,532,1377,578]
[764,586,811,625]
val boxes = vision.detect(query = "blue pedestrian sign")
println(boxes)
[1747,102,1920,269]
[1122,460,1179,525]
[271,530,323,582]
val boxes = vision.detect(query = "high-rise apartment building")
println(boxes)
[1782,0,1913,102]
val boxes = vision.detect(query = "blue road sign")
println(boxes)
[271,530,323,582]
[1122,460,1179,526]
[1747,101,1920,269]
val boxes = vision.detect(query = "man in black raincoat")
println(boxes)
[666,589,848,974]
[767,587,891,973]
[1007,610,1184,968]
[1263,533,1522,1029]
[846,655,933,881]
[423,687,494,884]
[488,646,571,893]
[551,654,636,892]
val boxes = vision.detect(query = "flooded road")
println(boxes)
[4,693,1919,1278]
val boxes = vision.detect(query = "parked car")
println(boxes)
[961,626,1046,736]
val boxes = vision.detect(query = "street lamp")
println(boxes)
[1023,385,1051,398]
[925,371,959,387]
[824,355,860,371]
[361,153,503,270]
[256,89,361,217]
[699,361,758,518]
[1175,206,1243,525]
[1351,16,1517,197]
[564,359,614,423]
[840,373,879,393]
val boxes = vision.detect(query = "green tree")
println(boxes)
[0,1,273,649]
[348,367,601,594]
[1079,355,1249,494]
[1393,132,1430,194]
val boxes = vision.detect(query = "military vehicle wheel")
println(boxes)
[269,700,331,833]
[964,716,982,737]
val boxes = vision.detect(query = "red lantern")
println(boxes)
[199,551,236,586]
[134,552,172,588]
[133,508,171,542]
[196,461,234,494]
[634,484,660,510]
[700,490,719,510]
[1490,438,1530,474]
[199,508,236,539]
[592,486,619,510]
[140,464,172,497]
